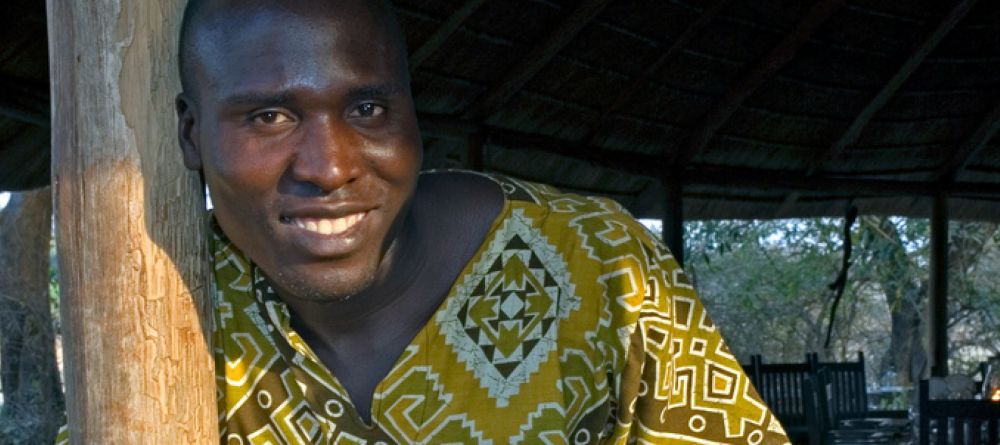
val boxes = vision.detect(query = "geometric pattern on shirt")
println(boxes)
[536,188,787,443]
[202,172,792,445]
[437,208,581,408]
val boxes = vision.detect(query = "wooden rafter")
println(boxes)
[937,97,1000,182]
[582,0,732,146]
[807,0,980,175]
[421,113,660,174]
[673,0,845,168]
[418,113,1000,198]
[775,192,801,218]
[409,0,490,70]
[461,0,610,122]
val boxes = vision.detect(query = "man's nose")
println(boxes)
[289,118,363,192]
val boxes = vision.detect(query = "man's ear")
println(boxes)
[176,93,203,171]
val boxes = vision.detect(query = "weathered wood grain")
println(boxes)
[46,0,216,443]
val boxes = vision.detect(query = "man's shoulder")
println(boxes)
[478,172,672,266]
[492,173,651,232]
[485,172,630,218]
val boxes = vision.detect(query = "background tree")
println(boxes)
[680,216,1000,392]
[0,188,63,444]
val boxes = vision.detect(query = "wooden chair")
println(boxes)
[804,367,910,445]
[919,379,1000,445]
[744,354,818,443]
[815,352,909,421]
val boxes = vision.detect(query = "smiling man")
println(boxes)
[166,0,790,443]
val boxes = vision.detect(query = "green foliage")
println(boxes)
[49,235,60,332]
[681,217,1000,386]
[873,390,910,411]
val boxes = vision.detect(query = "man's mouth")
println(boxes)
[287,212,366,236]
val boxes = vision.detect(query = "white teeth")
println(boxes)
[290,213,365,236]
[317,219,333,235]
[332,218,347,233]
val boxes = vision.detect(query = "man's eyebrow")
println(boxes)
[221,91,294,107]
[346,83,401,102]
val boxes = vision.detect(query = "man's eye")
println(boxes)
[251,111,293,125]
[349,103,385,118]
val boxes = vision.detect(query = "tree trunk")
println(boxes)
[47,1,217,443]
[863,217,928,387]
[0,188,63,444]
[864,217,995,386]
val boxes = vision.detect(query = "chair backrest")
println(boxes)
[818,351,868,419]
[919,379,1000,445]
[752,354,818,430]
[803,367,834,445]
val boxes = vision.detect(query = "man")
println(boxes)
[168,0,790,443]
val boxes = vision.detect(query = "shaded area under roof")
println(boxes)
[3,0,999,220]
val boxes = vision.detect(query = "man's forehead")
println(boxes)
[191,0,389,37]
[192,0,390,19]
[181,0,407,96]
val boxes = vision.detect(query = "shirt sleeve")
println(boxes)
[606,227,791,444]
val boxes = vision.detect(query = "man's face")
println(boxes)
[179,3,422,301]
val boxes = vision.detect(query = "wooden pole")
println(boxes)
[467,131,485,172]
[662,175,685,267]
[47,1,217,443]
[929,192,948,377]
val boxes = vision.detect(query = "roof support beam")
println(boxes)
[421,112,662,174]
[662,174,685,267]
[409,0,490,70]
[775,192,801,218]
[583,0,731,145]
[808,0,980,175]
[929,192,949,377]
[685,167,1000,198]
[418,113,1000,198]
[673,0,845,167]
[466,131,485,171]
[937,97,1000,182]
[462,0,610,122]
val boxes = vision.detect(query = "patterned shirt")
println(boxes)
[58,173,790,444]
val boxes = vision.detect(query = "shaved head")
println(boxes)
[178,0,408,99]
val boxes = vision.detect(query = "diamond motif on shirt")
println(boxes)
[501,292,525,319]
[438,209,580,407]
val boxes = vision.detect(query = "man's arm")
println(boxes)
[598,213,791,444]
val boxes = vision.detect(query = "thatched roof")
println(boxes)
[3,0,1000,220]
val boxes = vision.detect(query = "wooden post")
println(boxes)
[662,175,685,267]
[467,131,485,172]
[47,1,217,443]
[929,192,948,377]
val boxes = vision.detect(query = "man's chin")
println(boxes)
[265,270,376,303]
